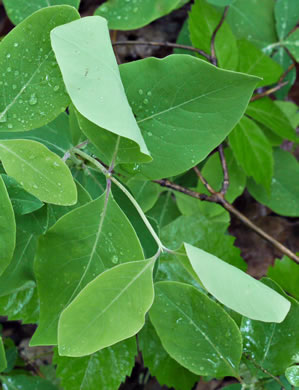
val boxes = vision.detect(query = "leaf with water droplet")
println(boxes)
[0,139,77,205]
[0,6,80,132]
[54,338,137,390]
[58,258,155,356]
[95,0,188,30]
[149,281,242,377]
[241,278,299,375]
[120,55,259,179]
[3,0,80,25]
[32,190,144,346]
[50,16,151,163]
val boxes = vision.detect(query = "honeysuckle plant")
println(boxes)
[0,0,298,389]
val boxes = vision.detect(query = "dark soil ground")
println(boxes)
[0,0,298,389]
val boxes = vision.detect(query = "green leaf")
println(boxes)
[285,366,299,387]
[120,55,259,179]
[247,148,299,217]
[0,338,7,373]
[283,29,299,62]
[197,148,246,204]
[275,101,299,129]
[0,375,59,390]
[246,97,296,141]
[54,338,136,390]
[184,243,291,323]
[0,139,77,206]
[149,281,242,378]
[226,0,277,49]
[95,0,186,30]
[147,192,181,229]
[2,174,43,215]
[139,320,198,390]
[0,229,36,297]
[50,16,151,162]
[189,0,239,70]
[0,113,73,157]
[76,110,149,166]
[267,256,299,300]
[0,175,16,276]
[47,180,92,227]
[175,21,194,56]
[237,40,283,87]
[15,205,49,235]
[69,104,84,146]
[126,177,160,212]
[58,258,155,356]
[275,0,299,40]
[161,213,246,271]
[228,116,273,190]
[0,287,39,324]
[0,6,80,131]
[3,0,80,25]
[241,278,299,375]
[32,190,144,346]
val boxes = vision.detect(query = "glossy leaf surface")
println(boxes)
[267,256,299,300]
[95,0,187,30]
[139,320,198,390]
[285,366,299,387]
[241,278,299,375]
[0,139,77,205]
[120,55,259,179]
[0,287,39,324]
[149,281,242,378]
[185,243,291,323]
[248,148,299,217]
[229,116,273,190]
[58,258,155,356]
[54,338,136,390]
[0,6,79,131]
[0,175,16,276]
[51,16,150,161]
[33,191,144,345]
[0,375,58,390]
[3,0,80,25]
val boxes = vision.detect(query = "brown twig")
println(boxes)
[278,62,296,84]
[218,144,229,195]
[154,179,213,201]
[250,81,289,102]
[112,40,211,61]
[244,355,286,389]
[155,171,299,264]
[210,6,230,66]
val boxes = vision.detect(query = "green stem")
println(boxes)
[73,148,166,252]
[110,175,165,251]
